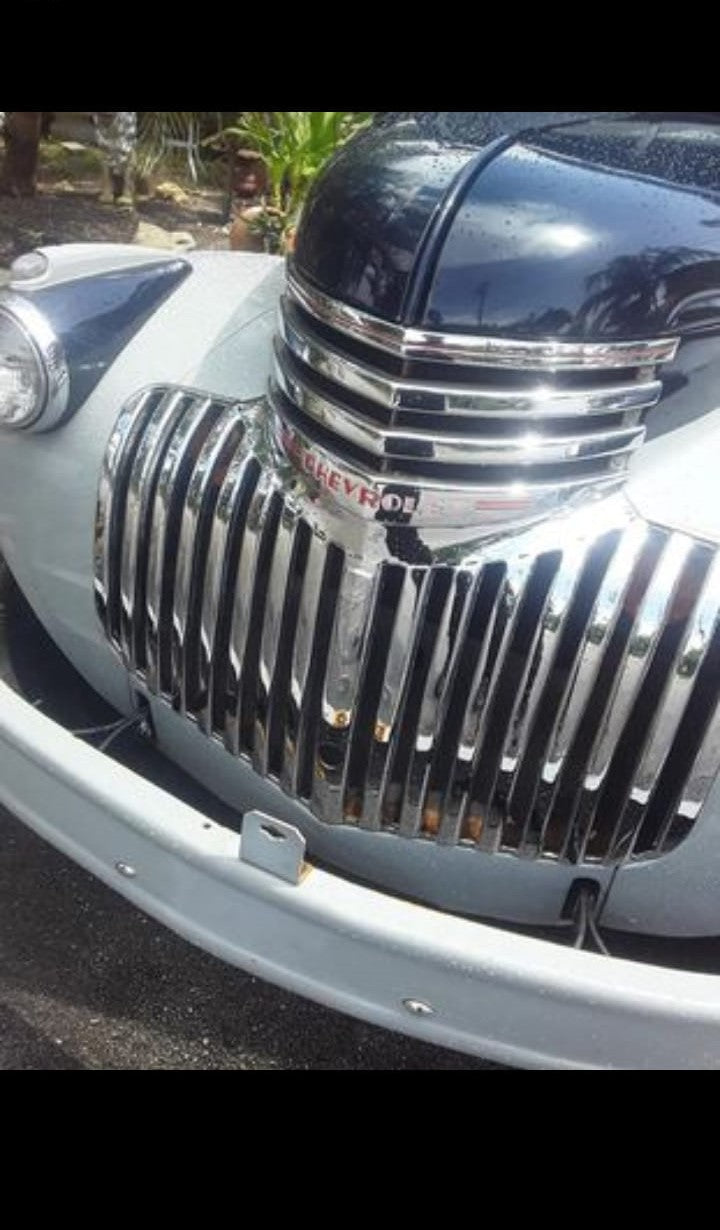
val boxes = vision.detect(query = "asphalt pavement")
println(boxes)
[0,806,498,1070]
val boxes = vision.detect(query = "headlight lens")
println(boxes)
[0,296,68,430]
[0,309,47,426]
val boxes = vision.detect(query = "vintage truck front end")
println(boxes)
[3,112,720,1067]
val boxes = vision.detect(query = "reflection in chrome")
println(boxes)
[226,468,276,756]
[276,271,676,523]
[118,389,188,666]
[272,341,646,467]
[97,387,720,869]
[278,296,663,420]
[286,266,680,369]
[271,400,635,533]
[170,405,244,709]
[198,443,257,735]
[94,386,160,638]
[146,395,218,693]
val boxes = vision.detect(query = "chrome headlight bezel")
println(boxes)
[0,292,69,431]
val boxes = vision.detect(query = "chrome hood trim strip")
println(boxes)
[287,267,680,371]
[278,294,664,420]
[272,341,646,469]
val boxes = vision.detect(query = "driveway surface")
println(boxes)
[0,806,497,1070]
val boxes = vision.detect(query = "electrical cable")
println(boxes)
[587,910,611,956]
[572,882,612,956]
[71,715,132,737]
[98,712,145,752]
[573,889,589,949]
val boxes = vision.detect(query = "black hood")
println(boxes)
[293,112,720,340]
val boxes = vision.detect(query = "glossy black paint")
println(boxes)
[293,122,478,321]
[297,113,720,342]
[423,118,720,339]
[27,259,190,418]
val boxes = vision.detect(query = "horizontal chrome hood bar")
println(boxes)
[272,343,645,468]
[278,296,663,419]
[287,267,680,371]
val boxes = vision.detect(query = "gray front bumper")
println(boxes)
[3,675,720,1069]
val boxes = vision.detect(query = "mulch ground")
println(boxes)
[0,183,231,268]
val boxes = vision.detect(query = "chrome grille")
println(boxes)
[272,267,678,492]
[95,387,720,866]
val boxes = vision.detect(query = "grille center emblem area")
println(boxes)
[280,426,420,516]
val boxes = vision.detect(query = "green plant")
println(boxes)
[218,111,372,250]
[39,140,104,181]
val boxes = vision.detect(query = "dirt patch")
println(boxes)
[0,148,231,268]
[0,191,137,265]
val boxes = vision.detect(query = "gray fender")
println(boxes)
[0,247,283,713]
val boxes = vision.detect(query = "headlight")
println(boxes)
[0,295,68,430]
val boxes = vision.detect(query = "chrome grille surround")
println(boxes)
[270,267,679,532]
[95,386,720,868]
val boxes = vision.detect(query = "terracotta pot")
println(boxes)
[229,207,265,252]
[229,205,288,254]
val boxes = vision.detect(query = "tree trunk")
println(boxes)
[0,112,43,197]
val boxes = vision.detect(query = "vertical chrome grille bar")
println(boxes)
[430,561,512,845]
[648,611,720,850]
[281,529,333,795]
[144,396,219,693]
[253,504,310,778]
[170,405,243,712]
[462,552,562,851]
[501,541,591,790]
[224,469,276,753]
[291,541,345,801]
[378,568,454,830]
[265,518,312,780]
[198,446,258,736]
[607,546,717,857]
[119,389,189,670]
[362,568,432,830]
[398,569,477,837]
[549,528,667,860]
[94,387,161,641]
[342,564,406,825]
[311,560,378,822]
[507,530,621,854]
[578,533,692,860]
[628,552,720,814]
[440,550,548,844]
[533,520,651,857]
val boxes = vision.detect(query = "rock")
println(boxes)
[153,180,191,205]
[133,220,195,251]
